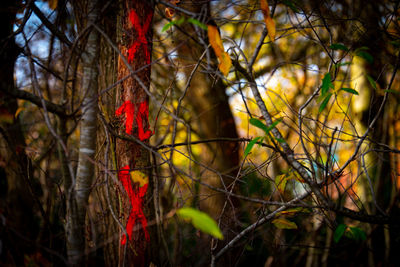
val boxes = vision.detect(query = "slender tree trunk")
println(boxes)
[115,1,154,265]
[66,0,100,264]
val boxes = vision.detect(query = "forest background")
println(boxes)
[1,0,400,266]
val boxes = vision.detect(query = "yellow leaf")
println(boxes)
[275,174,288,194]
[272,218,298,229]
[260,0,276,41]
[130,171,149,187]
[208,25,232,76]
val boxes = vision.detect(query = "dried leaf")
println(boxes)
[208,25,232,76]
[275,174,288,194]
[165,8,174,18]
[265,16,276,41]
[165,0,180,17]
[277,207,310,216]
[48,0,58,10]
[272,218,298,229]
[260,0,276,41]
[14,107,24,118]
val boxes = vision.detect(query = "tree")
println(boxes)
[113,0,155,265]
[2,0,400,266]
[170,0,241,263]
[66,0,100,264]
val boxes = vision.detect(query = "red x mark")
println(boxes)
[115,100,153,141]
[127,9,153,64]
[118,165,150,245]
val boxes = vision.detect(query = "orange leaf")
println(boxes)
[265,16,276,41]
[260,0,276,41]
[208,25,232,76]
[260,0,270,17]
[219,51,232,77]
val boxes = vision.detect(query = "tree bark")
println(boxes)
[173,1,240,264]
[115,1,154,266]
[66,0,100,264]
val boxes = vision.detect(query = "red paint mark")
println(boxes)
[127,9,153,64]
[115,100,135,135]
[136,100,152,141]
[118,165,149,245]
[115,100,153,140]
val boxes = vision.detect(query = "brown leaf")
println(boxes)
[48,0,58,10]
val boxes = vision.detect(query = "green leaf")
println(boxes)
[390,40,400,48]
[177,207,224,240]
[329,43,349,51]
[175,16,186,25]
[266,118,282,133]
[384,89,399,94]
[321,73,333,96]
[249,118,269,132]
[187,18,207,30]
[162,21,175,32]
[337,62,352,67]
[319,93,332,113]
[162,17,185,32]
[356,51,374,64]
[334,223,347,243]
[281,0,299,12]
[340,88,359,95]
[275,137,286,143]
[272,218,298,229]
[244,136,262,158]
[348,227,367,241]
[366,75,377,89]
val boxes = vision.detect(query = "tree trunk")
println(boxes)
[66,0,100,264]
[173,1,240,264]
[114,1,155,266]
[347,0,393,265]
